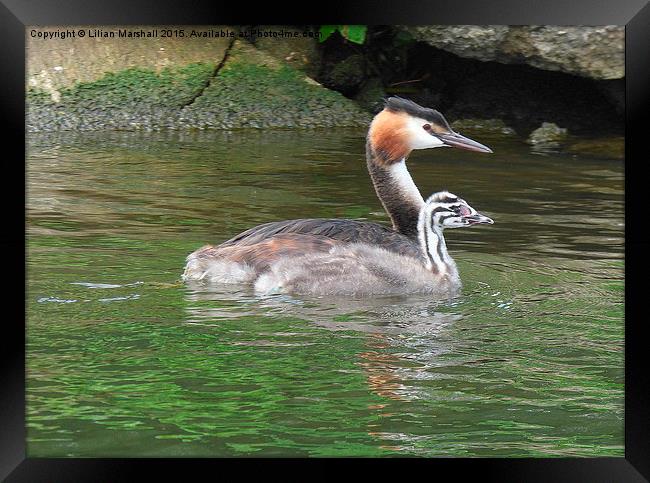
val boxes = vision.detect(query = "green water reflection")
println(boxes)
[27,129,623,457]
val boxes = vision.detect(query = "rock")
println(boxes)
[527,122,568,146]
[27,63,220,131]
[26,28,370,131]
[353,78,386,113]
[320,54,366,95]
[26,26,232,102]
[180,41,370,129]
[401,26,624,80]
[253,25,323,78]
[402,26,509,64]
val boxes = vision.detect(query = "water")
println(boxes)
[26,129,624,457]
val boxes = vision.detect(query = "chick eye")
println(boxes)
[422,124,432,132]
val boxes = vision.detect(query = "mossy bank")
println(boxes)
[27,25,624,155]
[26,32,370,132]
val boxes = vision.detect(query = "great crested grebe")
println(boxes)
[183,97,492,291]
[185,191,493,296]
[364,97,491,239]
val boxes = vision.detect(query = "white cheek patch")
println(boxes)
[405,117,446,150]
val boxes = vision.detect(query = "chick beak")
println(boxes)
[464,213,494,225]
[437,131,493,153]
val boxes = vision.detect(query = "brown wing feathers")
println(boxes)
[194,233,338,273]
[202,218,422,274]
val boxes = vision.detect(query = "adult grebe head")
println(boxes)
[368,97,493,164]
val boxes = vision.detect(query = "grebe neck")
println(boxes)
[366,139,424,239]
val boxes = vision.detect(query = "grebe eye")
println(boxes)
[423,124,432,132]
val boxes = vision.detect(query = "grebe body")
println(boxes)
[184,191,493,296]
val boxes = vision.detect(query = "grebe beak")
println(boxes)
[437,131,493,153]
[463,213,494,225]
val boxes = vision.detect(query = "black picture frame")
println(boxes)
[2,0,648,480]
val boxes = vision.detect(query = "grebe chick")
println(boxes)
[185,191,493,297]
